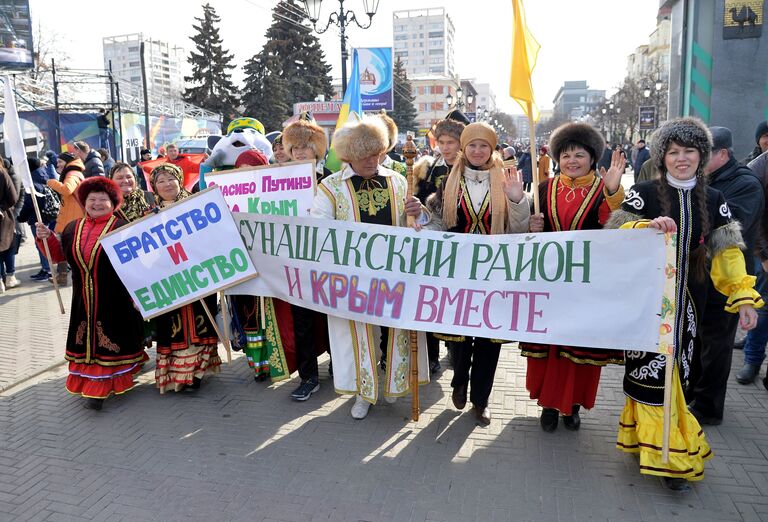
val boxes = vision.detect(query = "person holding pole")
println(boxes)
[421,122,530,425]
[150,164,221,393]
[35,177,148,411]
[47,152,86,286]
[311,115,428,420]
[606,117,762,491]
[524,122,626,432]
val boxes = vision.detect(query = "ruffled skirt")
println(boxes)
[155,344,221,394]
[526,347,602,413]
[66,352,149,399]
[616,371,712,480]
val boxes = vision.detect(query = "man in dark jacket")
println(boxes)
[689,126,765,424]
[742,120,768,165]
[632,139,650,182]
[73,141,105,177]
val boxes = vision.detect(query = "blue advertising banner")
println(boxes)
[357,47,393,111]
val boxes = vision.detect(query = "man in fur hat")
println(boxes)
[413,109,470,373]
[283,113,332,180]
[377,111,406,175]
[311,115,429,420]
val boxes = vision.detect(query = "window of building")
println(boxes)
[429,31,443,38]
[128,46,138,52]
[429,85,444,94]
[430,57,441,64]
[395,50,408,58]
[419,103,427,111]
[395,34,408,41]
[429,49,442,55]
[129,61,140,67]
[429,66,443,73]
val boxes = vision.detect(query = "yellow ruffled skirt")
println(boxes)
[616,370,712,481]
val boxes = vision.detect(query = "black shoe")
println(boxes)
[736,363,760,384]
[30,270,49,280]
[732,338,745,350]
[328,361,333,377]
[429,359,441,374]
[451,384,467,410]
[191,376,202,389]
[84,398,104,411]
[540,408,559,432]
[291,377,319,401]
[562,405,581,431]
[688,405,722,426]
[662,477,691,492]
[763,374,768,391]
[254,373,269,382]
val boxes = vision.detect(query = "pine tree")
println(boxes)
[391,57,417,133]
[184,4,240,127]
[241,0,334,132]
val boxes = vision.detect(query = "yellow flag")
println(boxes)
[509,0,540,121]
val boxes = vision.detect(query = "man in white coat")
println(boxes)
[311,116,429,419]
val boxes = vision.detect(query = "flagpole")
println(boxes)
[3,76,65,313]
[527,102,540,215]
[403,134,420,422]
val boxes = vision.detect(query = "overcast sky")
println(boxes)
[30,0,660,113]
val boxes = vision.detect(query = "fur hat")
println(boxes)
[333,116,389,163]
[282,118,327,159]
[58,152,76,164]
[378,110,398,152]
[548,122,605,168]
[76,176,123,210]
[650,117,712,177]
[434,109,469,142]
[460,122,497,151]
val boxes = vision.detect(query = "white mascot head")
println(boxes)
[204,117,273,170]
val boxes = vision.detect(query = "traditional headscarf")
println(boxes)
[108,164,152,221]
[441,123,509,234]
[150,163,191,207]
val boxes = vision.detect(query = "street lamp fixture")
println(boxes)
[655,79,663,92]
[445,92,454,107]
[303,0,380,95]
[643,86,651,98]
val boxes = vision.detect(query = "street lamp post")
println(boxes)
[445,86,473,111]
[303,0,381,95]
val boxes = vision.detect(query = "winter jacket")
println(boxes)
[83,150,105,178]
[102,157,115,174]
[0,168,19,251]
[707,155,764,280]
[48,159,85,233]
[633,146,650,180]
[517,152,533,183]
[747,151,768,262]
[19,167,55,226]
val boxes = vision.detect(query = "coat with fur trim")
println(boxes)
[414,155,451,203]
[605,180,738,405]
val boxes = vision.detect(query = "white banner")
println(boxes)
[100,188,258,319]
[230,214,668,352]
[205,161,316,216]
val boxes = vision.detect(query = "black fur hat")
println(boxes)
[548,122,605,168]
[650,117,712,177]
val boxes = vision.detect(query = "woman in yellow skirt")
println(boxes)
[606,117,761,491]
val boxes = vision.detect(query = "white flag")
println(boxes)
[3,76,33,193]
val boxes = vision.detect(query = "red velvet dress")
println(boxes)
[522,173,624,413]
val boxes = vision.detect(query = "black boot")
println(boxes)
[563,405,581,431]
[662,477,691,492]
[540,408,558,432]
[84,398,104,411]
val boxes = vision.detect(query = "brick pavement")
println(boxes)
[0,239,71,390]
[1,338,767,521]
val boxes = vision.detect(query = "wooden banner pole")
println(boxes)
[32,192,65,314]
[403,134,420,422]
[200,298,230,364]
[527,102,540,215]
[661,353,674,463]
[219,291,232,364]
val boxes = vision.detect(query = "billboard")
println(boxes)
[357,47,393,111]
[638,106,657,131]
[0,0,33,69]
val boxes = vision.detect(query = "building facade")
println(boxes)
[665,0,768,158]
[392,8,455,78]
[409,75,459,133]
[626,8,672,87]
[552,81,606,120]
[102,33,185,99]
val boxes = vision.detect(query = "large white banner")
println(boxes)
[231,214,669,352]
[205,161,316,216]
[100,189,258,319]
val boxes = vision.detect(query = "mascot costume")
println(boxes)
[205,117,328,382]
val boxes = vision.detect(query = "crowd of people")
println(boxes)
[2,108,768,494]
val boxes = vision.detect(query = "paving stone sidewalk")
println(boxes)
[0,340,767,521]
